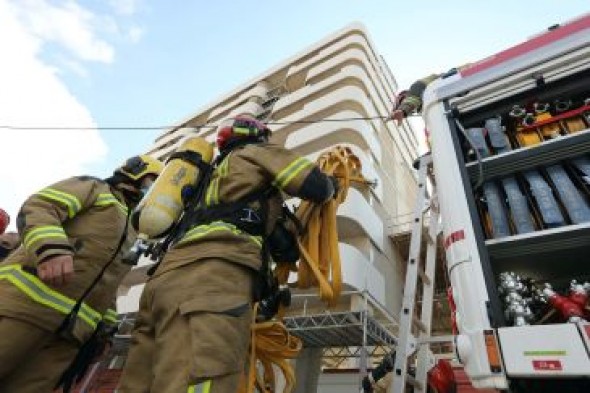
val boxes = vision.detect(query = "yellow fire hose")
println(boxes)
[241,146,371,393]
[238,306,302,393]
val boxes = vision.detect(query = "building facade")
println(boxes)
[110,22,425,392]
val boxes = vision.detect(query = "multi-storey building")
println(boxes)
[91,22,436,393]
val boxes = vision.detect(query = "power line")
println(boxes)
[0,115,393,131]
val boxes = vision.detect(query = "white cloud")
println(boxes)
[10,0,115,63]
[0,0,108,229]
[57,56,89,78]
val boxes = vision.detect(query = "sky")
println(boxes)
[1,0,588,229]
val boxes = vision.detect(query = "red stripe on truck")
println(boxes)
[461,14,590,77]
[444,230,465,250]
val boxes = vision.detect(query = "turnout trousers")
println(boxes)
[0,316,78,393]
[118,258,254,393]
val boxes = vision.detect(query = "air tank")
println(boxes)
[133,136,214,238]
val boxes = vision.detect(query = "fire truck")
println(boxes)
[421,13,590,392]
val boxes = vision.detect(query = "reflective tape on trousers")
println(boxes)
[0,264,102,329]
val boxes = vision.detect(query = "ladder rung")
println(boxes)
[418,268,431,286]
[413,317,427,333]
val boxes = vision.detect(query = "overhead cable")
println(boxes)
[0,115,392,131]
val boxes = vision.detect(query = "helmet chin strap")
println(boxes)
[116,183,142,205]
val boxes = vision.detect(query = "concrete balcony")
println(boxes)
[285,111,381,163]
[151,127,198,153]
[151,129,205,160]
[306,63,418,157]
[207,82,270,122]
[229,100,263,118]
[306,49,393,117]
[286,27,396,101]
[273,77,382,136]
[338,242,385,305]
[337,188,384,251]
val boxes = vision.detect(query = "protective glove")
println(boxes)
[361,375,374,392]
[328,175,340,200]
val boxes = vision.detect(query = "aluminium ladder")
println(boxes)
[390,153,442,393]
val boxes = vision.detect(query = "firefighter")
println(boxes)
[0,231,20,262]
[0,154,163,393]
[391,66,471,126]
[118,115,337,393]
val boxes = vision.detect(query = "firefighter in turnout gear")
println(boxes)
[0,154,162,393]
[118,115,337,393]
[391,66,471,126]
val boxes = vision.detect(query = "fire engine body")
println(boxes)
[422,14,590,391]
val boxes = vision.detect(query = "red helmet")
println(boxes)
[216,115,270,151]
[0,208,9,235]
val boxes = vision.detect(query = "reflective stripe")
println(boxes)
[403,95,422,108]
[220,155,231,177]
[233,126,252,136]
[205,156,230,207]
[23,225,67,250]
[178,221,262,248]
[273,157,313,189]
[188,380,211,393]
[103,308,118,324]
[95,193,128,215]
[37,188,82,218]
[205,178,220,206]
[0,264,102,329]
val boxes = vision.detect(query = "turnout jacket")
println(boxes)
[157,142,334,276]
[0,176,135,342]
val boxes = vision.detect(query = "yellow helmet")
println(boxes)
[116,154,164,182]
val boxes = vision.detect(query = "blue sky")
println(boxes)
[1,0,588,225]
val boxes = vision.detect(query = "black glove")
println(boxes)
[361,375,374,392]
[257,286,291,322]
[328,175,340,199]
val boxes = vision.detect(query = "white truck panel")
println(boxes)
[498,324,590,377]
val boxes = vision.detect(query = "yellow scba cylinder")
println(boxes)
[132,136,214,238]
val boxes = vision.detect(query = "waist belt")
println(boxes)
[0,264,103,330]
[190,200,267,236]
[176,187,276,246]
